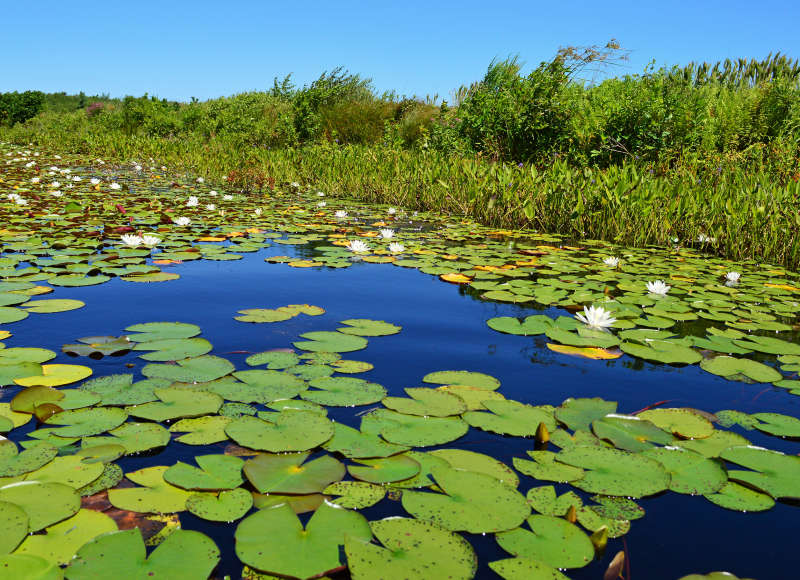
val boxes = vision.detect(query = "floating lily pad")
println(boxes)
[141,355,235,383]
[124,322,202,342]
[642,447,727,494]
[0,443,58,477]
[700,356,782,383]
[293,331,369,353]
[463,400,556,437]
[751,412,800,437]
[235,501,371,579]
[243,452,345,494]
[127,388,222,422]
[324,481,386,509]
[383,387,466,417]
[591,415,674,452]
[495,515,594,569]
[430,448,519,487]
[169,415,232,445]
[0,554,62,580]
[0,500,28,554]
[361,409,468,447]
[422,370,500,391]
[488,557,569,580]
[555,398,617,432]
[487,315,554,336]
[0,481,79,531]
[164,454,244,490]
[620,340,702,364]
[15,509,117,566]
[401,466,529,533]
[44,408,127,437]
[302,376,386,406]
[245,351,299,369]
[721,446,800,500]
[15,364,93,387]
[185,488,253,522]
[65,528,219,580]
[337,319,402,336]
[322,422,409,459]
[225,411,334,452]
[513,451,586,483]
[638,408,714,439]
[345,518,477,579]
[81,422,170,455]
[133,338,213,361]
[79,375,164,406]
[705,481,775,512]
[556,445,670,497]
[349,454,420,484]
[108,466,192,513]
[23,299,85,314]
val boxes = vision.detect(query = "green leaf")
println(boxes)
[127,388,222,422]
[345,518,477,579]
[185,488,253,522]
[15,509,117,566]
[0,482,79,532]
[382,388,466,417]
[700,356,782,383]
[108,466,192,513]
[337,319,401,336]
[225,411,334,452]
[235,501,371,579]
[422,370,500,390]
[164,455,244,491]
[141,355,234,383]
[302,376,386,406]
[293,331,368,353]
[65,529,219,580]
[721,446,800,500]
[243,452,344,494]
[495,515,594,569]
[361,409,468,447]
[463,400,556,437]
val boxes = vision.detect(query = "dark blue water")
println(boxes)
[3,244,797,580]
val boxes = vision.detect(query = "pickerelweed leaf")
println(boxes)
[345,518,477,579]
[235,501,371,579]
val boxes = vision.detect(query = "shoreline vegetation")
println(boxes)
[2,44,799,268]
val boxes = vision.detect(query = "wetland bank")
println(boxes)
[1,49,800,580]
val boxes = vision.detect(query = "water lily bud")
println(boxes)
[535,421,550,444]
[565,505,577,523]
[591,525,609,555]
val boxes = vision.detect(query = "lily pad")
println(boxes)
[721,446,800,500]
[705,481,775,512]
[44,408,127,437]
[422,370,500,391]
[108,466,192,513]
[169,415,232,445]
[382,388,467,417]
[15,364,93,387]
[324,481,386,509]
[0,481,79,531]
[15,509,117,566]
[361,409,468,447]
[348,454,421,484]
[185,488,253,522]
[141,355,235,383]
[124,321,202,342]
[225,411,334,452]
[235,501,371,579]
[127,388,222,422]
[638,408,714,439]
[642,447,727,494]
[495,515,594,569]
[302,376,386,406]
[337,319,402,336]
[463,400,556,437]
[345,518,477,579]
[293,331,368,353]
[164,454,244,490]
[700,356,782,383]
[243,452,345,494]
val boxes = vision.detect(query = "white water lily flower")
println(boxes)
[603,256,619,267]
[25,161,35,168]
[206,203,216,211]
[575,305,617,330]
[51,191,62,197]
[135,165,142,171]
[50,181,60,188]
[7,193,22,202]
[387,207,397,215]
[141,234,161,247]
[725,271,741,283]
[30,177,40,183]
[110,182,121,190]
[317,191,325,197]
[72,176,81,182]
[646,280,671,295]
[346,239,370,253]
[223,194,233,201]
[90,178,100,185]
[173,216,191,226]
[120,234,142,247]
[388,242,405,253]
[49,166,58,171]
[14,197,28,206]
[208,190,218,197]
[379,228,395,239]
[196,177,204,183]
[317,201,327,208]
[186,196,199,207]
[334,210,347,218]
[290,182,300,189]
[697,233,715,244]
[254,208,263,216]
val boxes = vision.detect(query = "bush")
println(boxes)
[0,91,45,126]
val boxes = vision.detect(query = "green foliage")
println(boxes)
[0,91,45,126]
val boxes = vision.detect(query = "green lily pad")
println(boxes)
[700,356,782,383]
[15,364,93,387]
[0,307,29,324]
[127,388,222,422]
[638,408,714,439]
[6,456,103,490]
[430,449,519,487]
[382,387,467,417]
[495,515,594,569]
[0,500,28,554]
[225,411,334,452]
[422,370,500,391]
[591,415,674,452]
[555,398,617,432]
[15,509,117,566]
[245,351,300,369]
[345,518,477,579]
[337,319,402,336]
[164,454,244,491]
[65,528,219,580]
[186,488,253,522]
[124,321,202,342]
[642,447,727,494]
[463,400,556,437]
[732,335,800,355]
[243,452,345,494]
[329,359,373,374]
[525,486,583,517]
[401,466,529,533]
[751,412,800,437]
[674,430,751,458]
[721,446,800,500]
[361,409,468,447]
[141,355,235,383]
[513,451,586,483]
[324,481,386,509]
[348,454,421,484]
[108,466,192,513]
[488,557,569,580]
[133,338,213,361]
[322,422,409,459]
[0,554,62,580]
[0,348,56,364]
[556,445,670,497]
[302,376,386,406]
[545,327,620,348]
[169,415,232,445]
[235,501,371,579]
[0,481,79,531]
[487,315,554,336]
[44,408,127,437]
[79,375,164,406]
[620,340,702,364]
[293,331,368,353]
[77,464,124,497]
[0,444,58,477]
[0,362,43,387]
[22,299,85,314]
[705,481,775,512]
[81,422,170,454]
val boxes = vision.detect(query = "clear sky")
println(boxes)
[3,0,799,103]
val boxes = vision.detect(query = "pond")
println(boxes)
[0,144,798,580]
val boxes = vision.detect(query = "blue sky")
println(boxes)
[3,1,799,102]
